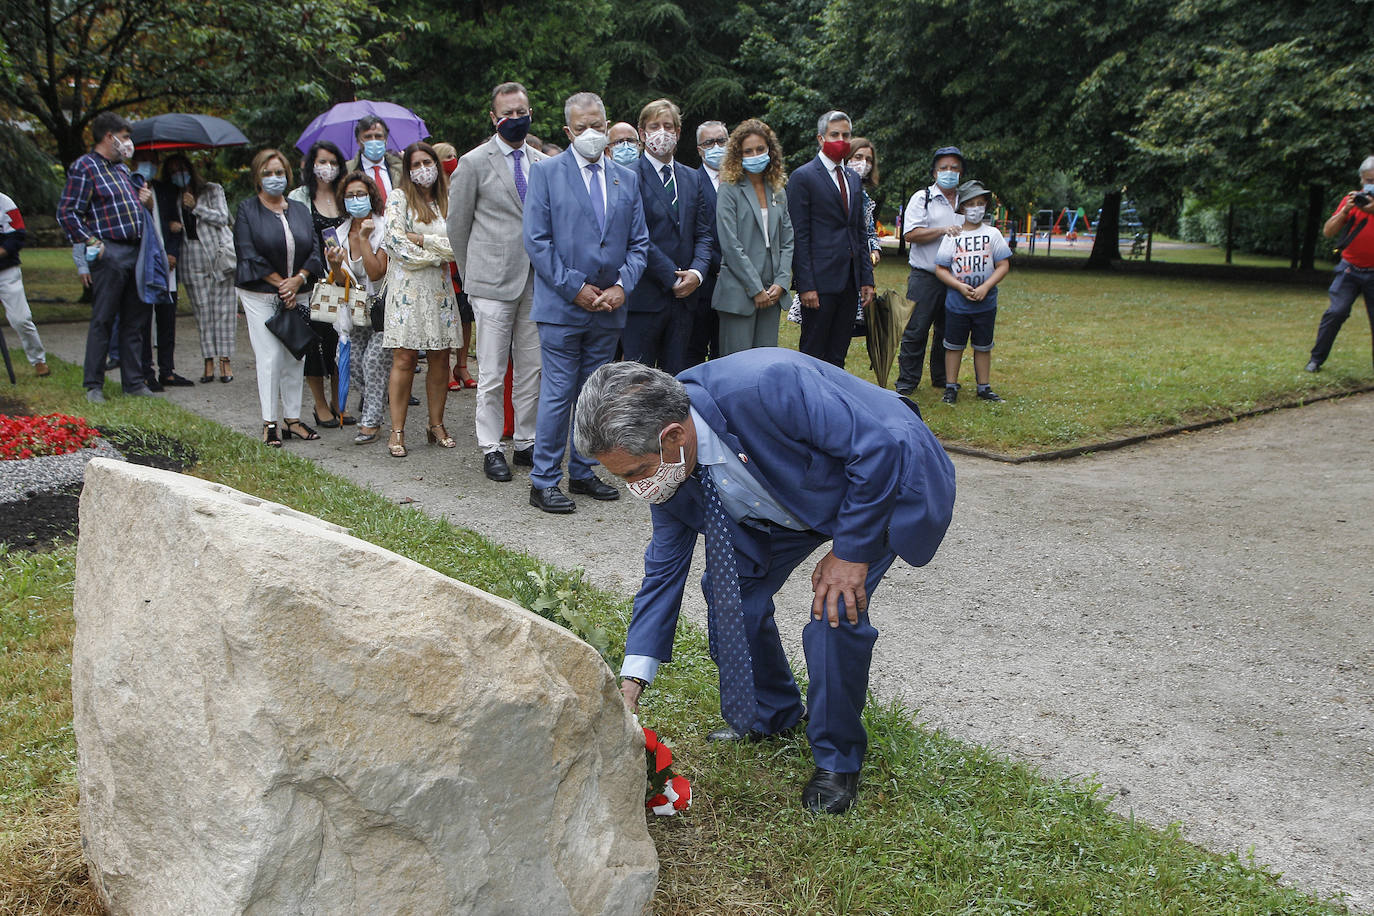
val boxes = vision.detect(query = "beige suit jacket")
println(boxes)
[446,136,547,301]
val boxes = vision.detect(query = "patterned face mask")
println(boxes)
[626,436,690,504]
[644,128,678,158]
[410,164,438,188]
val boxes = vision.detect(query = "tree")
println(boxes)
[0,0,398,168]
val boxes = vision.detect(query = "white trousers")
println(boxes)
[239,289,305,423]
[0,266,46,364]
[470,284,541,452]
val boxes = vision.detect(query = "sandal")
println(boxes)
[427,424,456,448]
[388,428,407,457]
[354,427,379,445]
[281,419,320,441]
[262,422,281,448]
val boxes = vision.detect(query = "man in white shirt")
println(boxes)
[895,145,965,395]
[448,81,549,484]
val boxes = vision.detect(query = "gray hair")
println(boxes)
[1360,155,1374,176]
[574,362,690,458]
[696,120,727,144]
[564,91,607,126]
[816,110,851,136]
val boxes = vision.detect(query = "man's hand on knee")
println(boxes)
[810,550,869,627]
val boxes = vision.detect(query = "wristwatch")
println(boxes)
[622,676,649,691]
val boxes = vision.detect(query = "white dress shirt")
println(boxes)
[704,164,721,191]
[496,136,531,182]
[817,150,846,195]
[571,144,609,212]
[360,155,394,197]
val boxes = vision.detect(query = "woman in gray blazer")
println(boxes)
[712,119,794,356]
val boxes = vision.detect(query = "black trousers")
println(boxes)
[1310,264,1374,366]
[141,290,178,379]
[798,282,856,368]
[83,241,152,392]
[895,267,947,391]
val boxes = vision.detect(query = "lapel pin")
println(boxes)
[738,452,748,463]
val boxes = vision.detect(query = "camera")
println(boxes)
[1353,191,1373,208]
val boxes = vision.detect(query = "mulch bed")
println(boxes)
[0,403,198,551]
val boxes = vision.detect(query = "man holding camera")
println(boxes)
[1306,156,1374,373]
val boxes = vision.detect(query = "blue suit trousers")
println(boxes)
[733,526,897,773]
[531,321,620,488]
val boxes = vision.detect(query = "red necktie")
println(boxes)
[373,165,387,205]
[834,165,849,215]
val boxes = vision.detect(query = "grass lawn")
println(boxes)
[0,361,1351,914]
[1014,236,1300,270]
[15,248,191,323]
[799,259,1371,458]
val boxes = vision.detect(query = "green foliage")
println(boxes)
[0,125,61,214]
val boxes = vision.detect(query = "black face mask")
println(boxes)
[496,115,532,144]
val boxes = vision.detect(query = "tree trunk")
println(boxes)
[1086,190,1122,268]
[1289,208,1300,270]
[1301,183,1324,270]
[54,119,88,174]
[1224,204,1234,264]
[1146,229,1153,262]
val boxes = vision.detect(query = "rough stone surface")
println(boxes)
[72,459,656,916]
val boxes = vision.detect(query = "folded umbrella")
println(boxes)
[131,113,249,151]
[295,100,429,161]
[0,329,15,384]
[865,288,915,390]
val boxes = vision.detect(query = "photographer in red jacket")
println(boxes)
[1306,155,1374,372]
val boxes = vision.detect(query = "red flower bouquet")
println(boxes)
[0,414,101,461]
[643,726,692,816]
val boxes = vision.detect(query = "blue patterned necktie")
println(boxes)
[587,162,606,232]
[695,466,756,733]
[511,149,526,203]
[661,163,678,213]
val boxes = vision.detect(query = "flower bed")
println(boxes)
[0,413,101,460]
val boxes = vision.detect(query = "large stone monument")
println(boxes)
[72,459,657,915]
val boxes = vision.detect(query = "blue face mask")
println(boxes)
[742,152,770,174]
[344,197,371,218]
[170,172,190,188]
[936,169,960,189]
[1364,183,1374,194]
[701,145,726,169]
[361,139,387,161]
[611,142,639,167]
[134,161,157,180]
[261,175,288,197]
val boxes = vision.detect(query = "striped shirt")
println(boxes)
[57,152,144,244]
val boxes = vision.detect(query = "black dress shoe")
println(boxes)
[569,476,619,500]
[801,768,860,815]
[1305,359,1320,373]
[707,715,806,743]
[484,451,513,482]
[512,446,534,467]
[530,485,576,514]
[144,376,165,392]
[160,373,195,387]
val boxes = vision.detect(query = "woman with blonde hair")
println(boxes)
[381,141,458,457]
[233,148,324,446]
[712,119,794,355]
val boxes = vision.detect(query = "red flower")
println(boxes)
[0,413,102,460]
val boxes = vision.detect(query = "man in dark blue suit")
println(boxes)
[685,119,729,366]
[788,110,875,368]
[523,91,651,514]
[621,99,714,375]
[575,350,956,813]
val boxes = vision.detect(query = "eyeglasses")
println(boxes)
[699,138,728,148]
[343,192,370,200]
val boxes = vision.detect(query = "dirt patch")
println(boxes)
[0,428,197,552]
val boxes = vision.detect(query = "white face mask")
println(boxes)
[626,437,691,505]
[571,128,609,160]
[644,128,678,158]
[963,205,986,224]
[410,164,438,188]
[313,162,339,184]
[847,159,870,178]
[114,136,134,161]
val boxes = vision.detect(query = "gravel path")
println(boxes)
[26,317,1373,910]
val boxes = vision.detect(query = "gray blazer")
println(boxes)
[446,136,547,301]
[711,177,793,316]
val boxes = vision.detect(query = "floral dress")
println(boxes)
[380,196,458,350]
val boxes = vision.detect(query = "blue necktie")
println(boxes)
[511,149,526,203]
[696,466,756,733]
[587,162,605,233]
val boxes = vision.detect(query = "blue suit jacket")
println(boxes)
[627,156,714,313]
[623,348,957,662]
[698,165,722,280]
[787,156,873,296]
[522,149,650,329]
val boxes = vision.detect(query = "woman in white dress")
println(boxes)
[381,142,457,457]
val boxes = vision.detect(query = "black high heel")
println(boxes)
[262,422,281,448]
[281,419,320,441]
[313,407,341,429]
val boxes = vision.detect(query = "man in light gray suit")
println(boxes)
[448,81,549,483]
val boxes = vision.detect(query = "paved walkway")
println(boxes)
[28,317,1374,911]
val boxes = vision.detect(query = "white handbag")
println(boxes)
[309,268,368,326]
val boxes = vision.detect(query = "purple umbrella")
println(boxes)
[295,100,429,161]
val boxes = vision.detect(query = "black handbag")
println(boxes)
[369,286,386,332]
[265,299,319,359]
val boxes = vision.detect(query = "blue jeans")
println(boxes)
[1310,263,1374,365]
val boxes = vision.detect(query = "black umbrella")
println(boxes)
[0,330,15,384]
[130,113,249,152]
